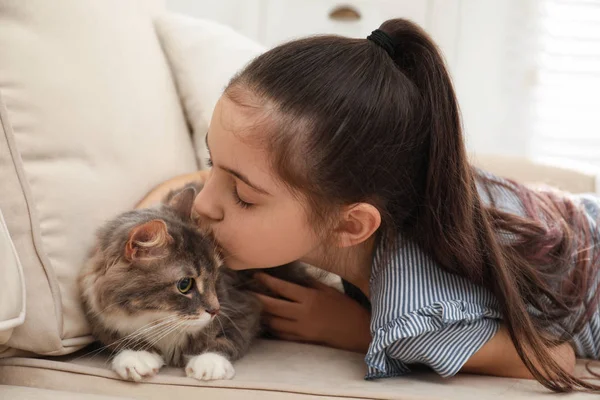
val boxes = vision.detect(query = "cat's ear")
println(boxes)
[166,186,197,220]
[125,219,172,262]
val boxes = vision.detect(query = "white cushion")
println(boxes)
[0,208,25,347]
[155,13,265,169]
[0,0,197,357]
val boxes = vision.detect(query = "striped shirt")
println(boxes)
[362,169,600,380]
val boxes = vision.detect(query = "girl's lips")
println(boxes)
[212,238,230,261]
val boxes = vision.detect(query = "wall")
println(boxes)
[166,0,530,157]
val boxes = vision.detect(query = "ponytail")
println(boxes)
[378,19,600,392]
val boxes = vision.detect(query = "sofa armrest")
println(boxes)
[470,154,600,194]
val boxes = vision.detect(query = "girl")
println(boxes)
[137,19,600,392]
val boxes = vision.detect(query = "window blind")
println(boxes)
[529,0,600,168]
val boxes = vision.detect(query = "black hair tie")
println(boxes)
[367,29,396,58]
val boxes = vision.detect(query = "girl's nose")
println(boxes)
[192,175,224,223]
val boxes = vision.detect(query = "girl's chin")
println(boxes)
[219,251,240,270]
[224,260,252,271]
[222,255,259,271]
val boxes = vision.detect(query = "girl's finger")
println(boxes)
[255,272,308,302]
[262,314,298,335]
[253,292,301,319]
[273,331,307,343]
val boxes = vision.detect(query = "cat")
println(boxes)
[79,183,311,382]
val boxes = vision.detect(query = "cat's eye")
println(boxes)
[177,278,194,294]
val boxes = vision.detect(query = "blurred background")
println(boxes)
[166,0,599,170]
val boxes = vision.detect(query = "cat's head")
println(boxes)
[81,187,224,335]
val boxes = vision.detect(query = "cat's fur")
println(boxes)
[79,183,311,382]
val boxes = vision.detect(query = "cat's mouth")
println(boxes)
[181,314,213,328]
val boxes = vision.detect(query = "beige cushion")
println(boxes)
[155,13,265,169]
[0,340,598,399]
[0,0,197,357]
[0,208,25,347]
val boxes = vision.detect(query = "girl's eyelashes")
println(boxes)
[205,156,253,209]
[232,185,253,208]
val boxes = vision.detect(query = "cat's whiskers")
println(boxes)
[214,314,229,342]
[173,322,188,343]
[167,325,189,366]
[71,315,178,363]
[116,319,182,364]
[216,309,245,339]
[70,344,114,364]
[204,316,217,338]
[111,315,179,356]
[132,318,184,352]
[105,317,181,364]
[142,318,188,353]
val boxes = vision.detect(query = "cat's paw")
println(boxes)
[185,352,235,381]
[112,350,164,382]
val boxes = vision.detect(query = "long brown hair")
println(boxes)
[226,19,600,392]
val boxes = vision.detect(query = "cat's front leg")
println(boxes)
[112,350,165,382]
[185,352,235,381]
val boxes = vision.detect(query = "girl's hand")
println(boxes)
[252,272,372,353]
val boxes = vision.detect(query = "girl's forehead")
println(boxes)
[214,94,274,138]
[209,96,281,192]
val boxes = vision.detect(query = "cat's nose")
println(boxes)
[206,308,220,317]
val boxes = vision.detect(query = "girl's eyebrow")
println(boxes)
[205,131,272,196]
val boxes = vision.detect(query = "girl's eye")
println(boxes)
[232,186,253,209]
[203,155,253,209]
[177,278,194,294]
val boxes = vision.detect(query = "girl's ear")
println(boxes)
[334,203,381,248]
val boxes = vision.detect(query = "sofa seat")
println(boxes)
[0,385,135,400]
[1,339,599,399]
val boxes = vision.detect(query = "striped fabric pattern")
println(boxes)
[364,169,600,379]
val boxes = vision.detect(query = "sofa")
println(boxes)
[1,1,599,399]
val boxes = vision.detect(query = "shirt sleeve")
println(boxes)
[365,237,503,379]
[365,301,501,379]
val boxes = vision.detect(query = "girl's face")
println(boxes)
[192,95,321,270]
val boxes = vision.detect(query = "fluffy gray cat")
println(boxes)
[79,183,311,382]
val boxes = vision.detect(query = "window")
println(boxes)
[529,0,600,169]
